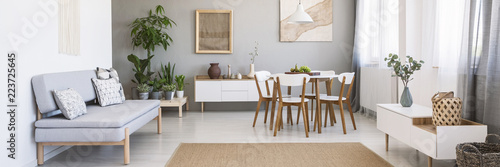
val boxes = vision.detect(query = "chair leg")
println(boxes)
[324,103,329,128]
[339,102,347,134]
[281,106,284,130]
[328,103,333,126]
[300,103,309,137]
[264,101,269,124]
[305,102,310,132]
[274,104,283,136]
[296,105,301,124]
[253,100,262,127]
[330,103,337,124]
[347,101,357,130]
[37,143,44,165]
[310,100,314,121]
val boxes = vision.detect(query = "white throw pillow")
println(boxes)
[96,67,125,102]
[91,78,123,107]
[53,88,87,120]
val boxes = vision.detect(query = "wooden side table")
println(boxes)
[160,96,189,118]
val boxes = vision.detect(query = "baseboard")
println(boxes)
[23,145,73,167]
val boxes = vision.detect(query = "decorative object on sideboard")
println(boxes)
[175,75,186,98]
[208,63,221,79]
[384,53,424,107]
[456,134,500,167]
[432,91,462,126]
[195,9,233,54]
[230,73,236,79]
[227,64,231,78]
[161,84,176,100]
[128,54,154,99]
[148,77,166,100]
[247,41,259,78]
[237,73,242,79]
[137,83,150,100]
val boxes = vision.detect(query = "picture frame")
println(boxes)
[195,10,233,54]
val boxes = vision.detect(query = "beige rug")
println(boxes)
[165,143,393,167]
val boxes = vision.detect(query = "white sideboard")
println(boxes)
[195,75,272,112]
[377,104,487,167]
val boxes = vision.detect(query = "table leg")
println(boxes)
[287,86,292,125]
[186,98,189,110]
[385,134,389,151]
[315,79,322,133]
[428,156,432,167]
[269,82,278,130]
[179,106,182,118]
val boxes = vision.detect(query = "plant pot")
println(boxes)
[208,63,221,79]
[150,91,160,100]
[164,91,175,100]
[131,87,139,99]
[247,64,255,78]
[139,92,149,100]
[400,87,413,107]
[176,90,184,98]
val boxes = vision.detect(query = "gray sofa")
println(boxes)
[32,70,161,165]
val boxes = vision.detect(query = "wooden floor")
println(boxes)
[42,109,455,167]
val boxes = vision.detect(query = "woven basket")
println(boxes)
[432,91,462,126]
[456,134,500,167]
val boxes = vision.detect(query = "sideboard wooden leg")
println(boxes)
[201,102,204,112]
[385,133,389,151]
[428,156,432,167]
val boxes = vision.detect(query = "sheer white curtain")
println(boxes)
[351,0,399,115]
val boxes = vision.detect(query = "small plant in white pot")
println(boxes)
[175,75,186,98]
[161,84,176,100]
[137,83,150,100]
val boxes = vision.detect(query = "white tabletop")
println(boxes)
[270,73,338,79]
[377,104,433,118]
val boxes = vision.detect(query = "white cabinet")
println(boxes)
[377,104,487,167]
[195,75,271,112]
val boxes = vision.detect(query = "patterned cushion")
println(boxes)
[91,78,123,107]
[96,67,125,101]
[53,88,87,120]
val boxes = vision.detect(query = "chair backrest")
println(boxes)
[254,71,272,97]
[337,72,355,84]
[255,71,271,82]
[275,74,310,86]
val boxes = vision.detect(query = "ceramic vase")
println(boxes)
[150,92,160,100]
[247,64,255,78]
[165,91,175,100]
[208,63,221,79]
[176,91,184,98]
[400,87,413,107]
[139,92,149,100]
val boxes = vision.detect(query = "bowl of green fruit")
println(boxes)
[285,64,319,76]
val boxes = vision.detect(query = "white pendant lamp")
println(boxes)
[288,0,314,24]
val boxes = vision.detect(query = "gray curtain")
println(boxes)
[459,0,500,134]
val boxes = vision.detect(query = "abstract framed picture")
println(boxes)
[280,0,333,42]
[195,10,233,54]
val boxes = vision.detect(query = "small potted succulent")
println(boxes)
[137,83,150,100]
[161,84,176,100]
[175,75,186,98]
[148,77,166,100]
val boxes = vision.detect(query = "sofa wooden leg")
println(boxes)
[124,128,130,165]
[37,143,44,165]
[157,108,162,134]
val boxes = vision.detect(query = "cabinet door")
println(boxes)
[377,106,412,146]
[195,81,221,102]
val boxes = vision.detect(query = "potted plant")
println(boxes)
[148,77,166,100]
[384,53,424,107]
[175,75,186,98]
[247,41,259,78]
[161,84,176,100]
[129,5,176,73]
[137,83,150,100]
[128,54,154,99]
[159,62,175,86]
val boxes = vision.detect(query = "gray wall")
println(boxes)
[112,0,355,111]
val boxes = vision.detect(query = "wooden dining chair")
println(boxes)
[300,70,335,123]
[252,71,273,127]
[319,72,356,134]
[274,74,310,137]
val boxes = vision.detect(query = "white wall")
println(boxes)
[112,0,356,111]
[0,0,112,166]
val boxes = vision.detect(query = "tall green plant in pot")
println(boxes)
[175,75,185,98]
[385,53,424,107]
[130,5,176,73]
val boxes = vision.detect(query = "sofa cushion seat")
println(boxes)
[35,100,160,128]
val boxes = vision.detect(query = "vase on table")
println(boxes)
[208,63,221,79]
[400,87,413,107]
[247,64,255,78]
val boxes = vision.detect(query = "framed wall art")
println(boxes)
[195,10,233,54]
